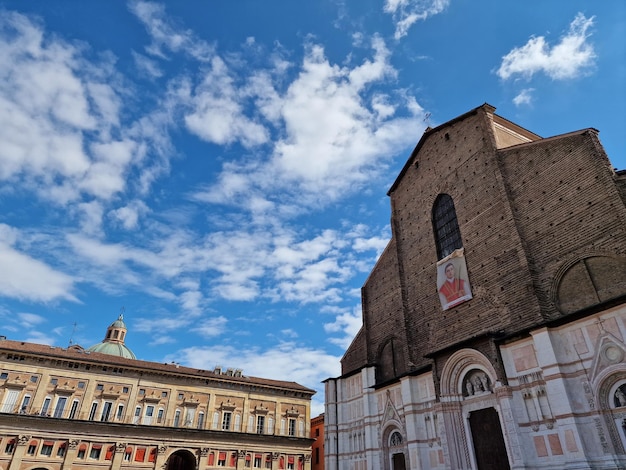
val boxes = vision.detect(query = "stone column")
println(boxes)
[235,450,247,470]
[8,435,31,470]
[109,442,129,470]
[154,444,169,469]
[59,438,81,470]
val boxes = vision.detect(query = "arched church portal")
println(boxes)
[384,429,406,470]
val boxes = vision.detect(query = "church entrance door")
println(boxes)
[469,407,510,470]
[392,452,406,470]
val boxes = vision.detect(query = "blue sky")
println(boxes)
[0,0,624,415]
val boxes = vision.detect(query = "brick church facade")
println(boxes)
[324,104,626,469]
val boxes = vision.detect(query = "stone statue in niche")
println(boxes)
[463,370,491,397]
[615,386,626,407]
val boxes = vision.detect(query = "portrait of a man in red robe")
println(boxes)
[436,251,472,310]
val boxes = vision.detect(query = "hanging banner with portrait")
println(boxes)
[436,248,473,310]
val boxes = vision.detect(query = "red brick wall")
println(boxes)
[341,106,626,387]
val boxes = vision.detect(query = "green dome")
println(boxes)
[110,317,127,328]
[87,313,136,360]
[87,341,136,359]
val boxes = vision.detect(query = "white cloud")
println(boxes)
[193,36,428,211]
[183,56,269,148]
[109,200,150,230]
[129,0,215,61]
[132,50,163,78]
[497,13,596,81]
[0,11,158,205]
[18,312,46,328]
[324,304,362,349]
[192,316,228,338]
[0,225,77,303]
[383,0,450,40]
[513,88,534,107]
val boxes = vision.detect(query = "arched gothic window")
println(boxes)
[432,194,462,259]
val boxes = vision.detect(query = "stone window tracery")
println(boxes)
[389,431,403,447]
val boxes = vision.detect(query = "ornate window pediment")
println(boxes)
[220,400,236,411]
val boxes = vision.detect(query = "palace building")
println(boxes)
[0,314,315,470]
[324,104,626,470]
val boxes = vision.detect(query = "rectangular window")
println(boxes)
[100,401,112,421]
[1,389,18,413]
[143,405,154,425]
[78,381,85,389]
[222,411,232,430]
[122,386,129,393]
[5,440,15,454]
[139,389,145,395]
[90,446,101,459]
[116,404,124,421]
[254,456,262,468]
[161,391,168,397]
[54,397,67,418]
[57,444,66,457]
[0,372,7,379]
[217,451,227,466]
[41,443,53,456]
[124,450,132,461]
[157,408,164,423]
[20,395,30,414]
[41,397,51,416]
[50,378,58,385]
[174,410,181,427]
[184,408,195,427]
[27,444,36,455]
[197,412,205,429]
[88,402,98,420]
[256,416,265,434]
[288,418,296,436]
[69,400,79,419]
[30,375,38,383]
[77,449,86,459]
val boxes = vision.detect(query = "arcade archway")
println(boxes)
[165,449,196,470]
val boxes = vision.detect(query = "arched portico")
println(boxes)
[165,449,196,470]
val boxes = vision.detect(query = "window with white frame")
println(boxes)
[19,395,30,414]
[41,397,52,416]
[256,415,265,434]
[222,411,232,430]
[133,406,141,424]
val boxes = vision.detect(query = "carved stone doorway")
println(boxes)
[468,407,510,470]
[392,452,406,470]
[165,449,196,470]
